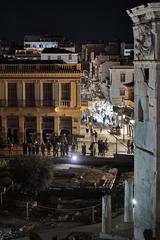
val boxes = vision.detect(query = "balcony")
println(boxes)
[60,100,70,107]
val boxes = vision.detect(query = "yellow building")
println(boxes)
[0,60,82,144]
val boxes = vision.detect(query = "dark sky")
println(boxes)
[0,0,153,42]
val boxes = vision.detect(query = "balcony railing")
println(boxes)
[0,100,56,107]
[0,63,81,74]
[60,100,70,107]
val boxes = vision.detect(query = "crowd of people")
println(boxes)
[21,138,78,157]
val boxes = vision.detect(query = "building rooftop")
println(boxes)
[41,48,75,54]
[0,61,82,73]
[110,65,134,69]
[0,59,65,64]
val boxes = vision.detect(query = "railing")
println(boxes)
[60,100,70,107]
[0,63,81,73]
[0,99,56,107]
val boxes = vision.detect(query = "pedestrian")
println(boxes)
[130,141,134,154]
[98,139,102,155]
[41,142,46,156]
[28,143,32,156]
[8,142,13,155]
[100,125,103,133]
[104,138,108,153]
[35,141,40,155]
[127,140,131,154]
[53,142,59,157]
[22,142,27,155]
[64,141,69,156]
[81,142,86,156]
[94,130,98,142]
[60,142,65,156]
[86,123,89,134]
[46,141,51,155]
[31,142,35,155]
[89,142,95,156]
[71,142,76,153]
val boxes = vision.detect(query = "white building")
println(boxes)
[41,48,78,64]
[90,54,120,80]
[109,65,134,106]
[24,35,75,52]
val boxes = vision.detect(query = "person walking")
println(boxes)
[130,141,134,154]
[127,140,131,154]
[81,142,86,156]
[41,142,46,156]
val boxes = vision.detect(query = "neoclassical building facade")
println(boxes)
[0,60,82,144]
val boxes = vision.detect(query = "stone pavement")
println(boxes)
[78,124,133,157]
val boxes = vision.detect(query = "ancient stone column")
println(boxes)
[101,194,112,234]
[124,175,133,223]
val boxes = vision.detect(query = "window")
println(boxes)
[25,83,35,106]
[61,83,70,100]
[138,99,144,122]
[43,83,53,106]
[8,83,17,106]
[57,55,61,60]
[120,88,125,96]
[144,68,149,83]
[120,73,125,82]
[48,56,51,60]
[68,54,72,60]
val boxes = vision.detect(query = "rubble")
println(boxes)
[51,167,117,191]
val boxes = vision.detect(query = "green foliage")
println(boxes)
[9,157,54,197]
[29,231,42,240]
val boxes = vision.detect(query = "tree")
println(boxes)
[9,156,54,198]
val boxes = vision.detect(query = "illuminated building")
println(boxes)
[0,60,82,144]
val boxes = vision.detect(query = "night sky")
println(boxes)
[0,0,154,42]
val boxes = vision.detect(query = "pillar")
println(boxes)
[36,116,42,142]
[70,81,75,108]
[54,116,60,135]
[124,175,133,223]
[4,81,8,106]
[19,116,24,144]
[54,82,60,106]
[39,81,43,106]
[101,194,112,235]
[22,81,25,107]
[76,81,81,107]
